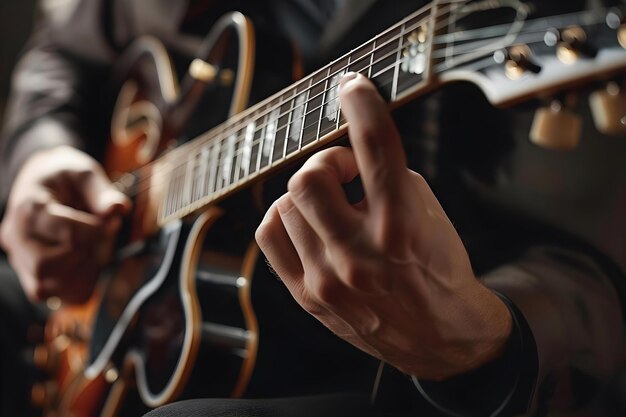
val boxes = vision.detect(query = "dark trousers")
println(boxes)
[0,257,48,417]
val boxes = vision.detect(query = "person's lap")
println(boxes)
[142,393,381,417]
[0,256,48,417]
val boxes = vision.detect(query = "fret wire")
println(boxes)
[185,156,195,207]
[245,120,255,177]
[164,174,173,217]
[368,41,374,78]
[214,135,224,195]
[391,21,406,101]
[225,133,233,189]
[174,167,181,214]
[208,136,219,196]
[255,108,267,174]
[316,67,330,142]
[172,165,178,213]
[236,124,248,183]
[337,53,352,131]
[199,146,209,201]
[192,153,198,202]
[282,92,295,163]
[208,142,216,195]
[232,129,242,185]
[191,153,199,203]
[251,113,263,177]
[200,150,208,201]
[298,78,312,151]
[268,104,280,168]
[229,129,239,186]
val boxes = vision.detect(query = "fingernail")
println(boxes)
[339,72,358,90]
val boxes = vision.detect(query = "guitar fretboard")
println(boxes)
[159,1,441,223]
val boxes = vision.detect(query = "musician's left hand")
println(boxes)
[255,73,512,380]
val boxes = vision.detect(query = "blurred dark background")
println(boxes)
[1,0,38,132]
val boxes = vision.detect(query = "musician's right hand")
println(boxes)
[0,146,131,304]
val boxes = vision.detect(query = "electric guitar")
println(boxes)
[33,1,626,416]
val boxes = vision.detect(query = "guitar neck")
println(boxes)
[156,0,626,225]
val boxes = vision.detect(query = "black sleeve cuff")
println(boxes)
[412,292,538,416]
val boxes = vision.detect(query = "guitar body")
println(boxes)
[32,1,626,416]
[35,11,288,417]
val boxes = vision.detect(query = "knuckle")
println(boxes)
[19,199,47,229]
[21,198,45,216]
[338,77,374,102]
[299,296,325,317]
[410,171,428,189]
[356,126,382,147]
[31,256,51,281]
[304,273,342,305]
[337,261,367,289]
[287,167,327,198]
[254,222,270,247]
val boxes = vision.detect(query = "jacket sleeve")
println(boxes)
[414,246,626,416]
[0,0,117,207]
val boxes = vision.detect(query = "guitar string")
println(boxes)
[136,8,611,219]
[156,1,454,163]
[131,12,478,207]
[213,2,607,164]
[137,3,610,197]
[116,1,456,186]
[136,7,612,218]
[125,2,603,192]
[198,3,609,178]
[122,6,613,213]
[157,14,609,202]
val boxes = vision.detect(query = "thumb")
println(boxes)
[83,168,132,217]
[96,188,132,218]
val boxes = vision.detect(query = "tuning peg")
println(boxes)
[556,26,596,65]
[605,9,626,48]
[503,44,541,80]
[589,82,626,136]
[530,100,582,150]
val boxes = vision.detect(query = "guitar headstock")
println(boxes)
[432,0,626,148]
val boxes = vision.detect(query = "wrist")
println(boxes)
[461,284,514,373]
[404,283,514,380]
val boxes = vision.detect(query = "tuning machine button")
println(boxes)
[530,99,582,150]
[556,26,597,64]
[589,81,626,135]
[503,44,541,80]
